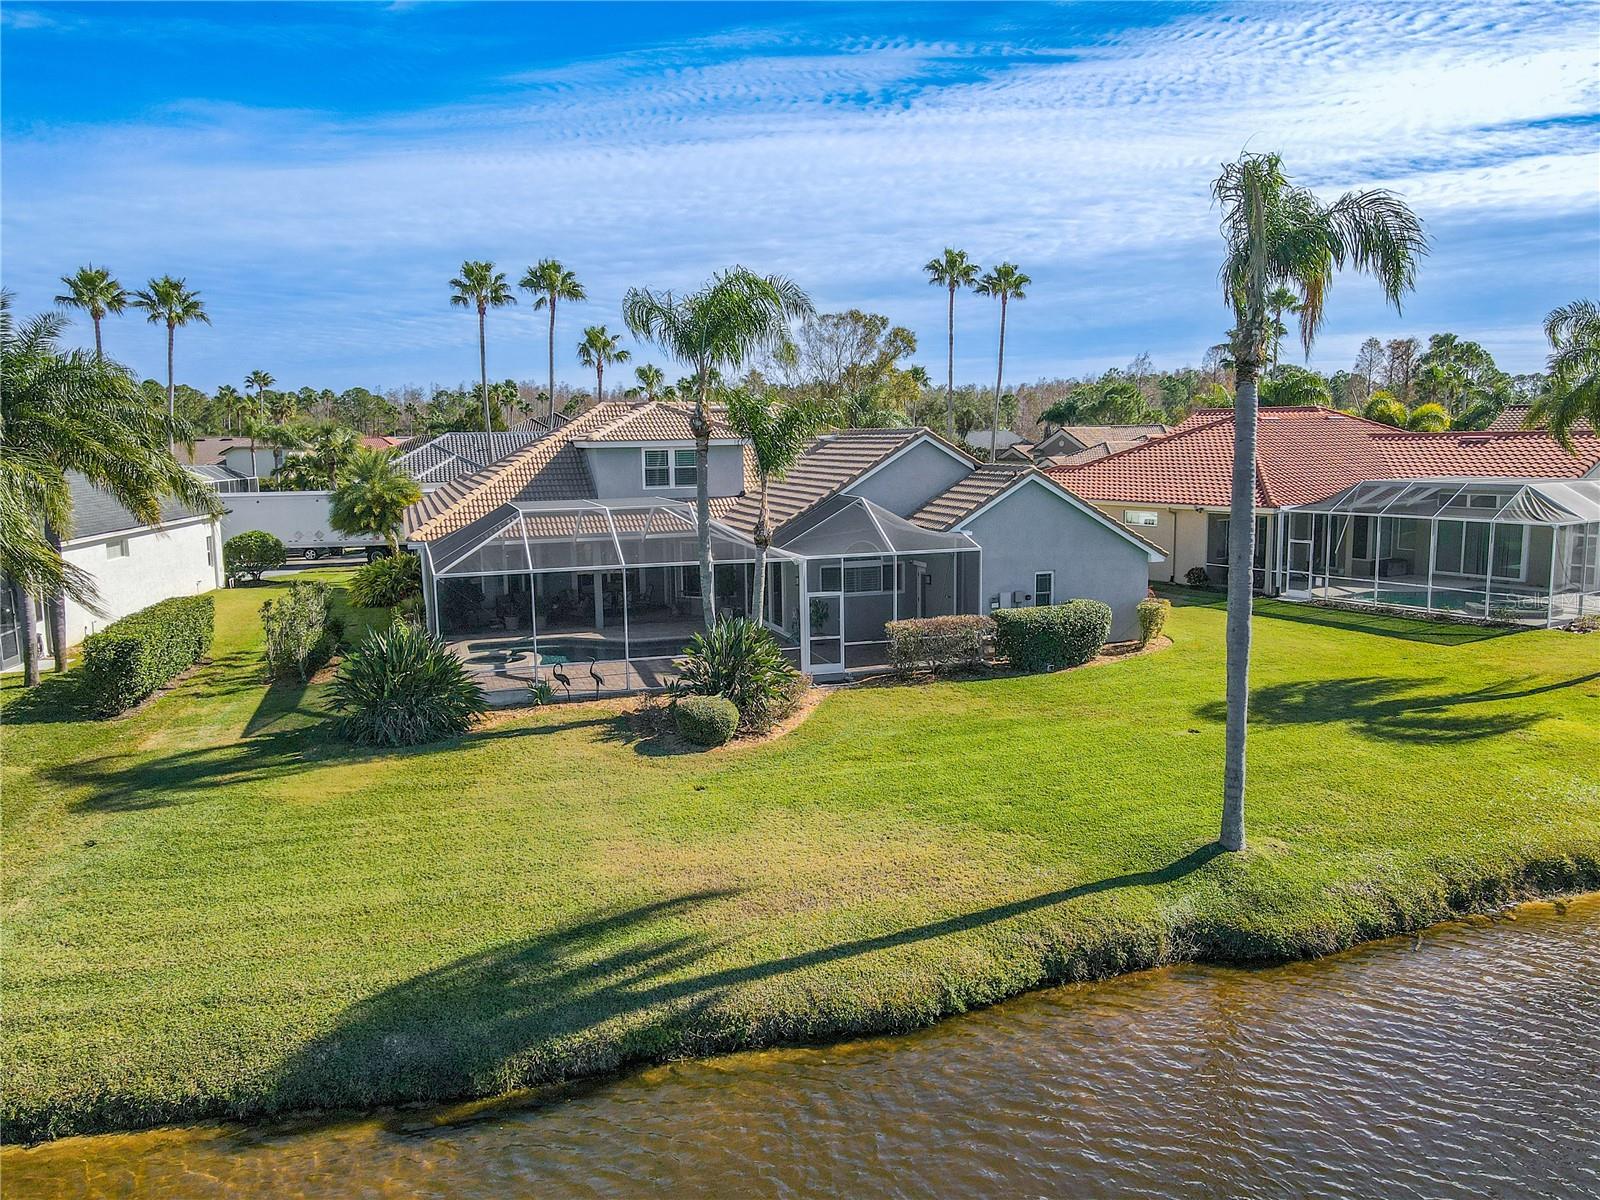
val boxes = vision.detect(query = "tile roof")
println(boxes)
[574,402,739,443]
[909,465,1027,529]
[716,429,923,537]
[1042,423,1171,453]
[65,473,212,541]
[1487,404,1592,435]
[1050,406,1600,509]
[398,431,550,484]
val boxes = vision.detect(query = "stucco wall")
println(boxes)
[220,491,381,550]
[1088,503,1219,585]
[61,517,225,646]
[583,444,745,500]
[843,439,971,517]
[964,480,1155,641]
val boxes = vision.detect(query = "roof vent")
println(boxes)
[1460,434,1492,445]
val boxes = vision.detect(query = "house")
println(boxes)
[1049,406,1600,625]
[1487,405,1591,435]
[1032,423,1171,468]
[1,475,226,672]
[406,400,1163,688]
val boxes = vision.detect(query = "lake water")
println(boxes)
[8,894,1599,1199]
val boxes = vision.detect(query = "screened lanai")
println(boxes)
[1277,479,1600,626]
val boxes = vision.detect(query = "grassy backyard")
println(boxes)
[4,575,1598,1141]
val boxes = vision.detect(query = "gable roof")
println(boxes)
[397,430,552,485]
[912,465,1164,558]
[572,402,739,444]
[1050,406,1600,509]
[715,428,925,538]
[65,473,213,542]
[1039,423,1171,454]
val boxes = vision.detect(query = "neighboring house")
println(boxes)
[961,429,1031,458]
[396,430,554,488]
[0,474,225,671]
[176,437,278,486]
[1032,423,1173,469]
[1487,405,1592,435]
[407,399,1163,685]
[1049,406,1600,626]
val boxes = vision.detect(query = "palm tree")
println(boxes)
[295,423,362,489]
[130,276,209,431]
[520,260,586,421]
[724,388,834,622]
[623,268,814,626]
[632,363,665,401]
[330,448,421,552]
[1265,285,1302,369]
[1212,150,1426,852]
[974,262,1030,460]
[2,296,218,682]
[1528,299,1599,449]
[214,383,248,434]
[54,266,126,359]
[576,325,630,405]
[449,261,515,433]
[923,249,980,441]
[245,369,274,419]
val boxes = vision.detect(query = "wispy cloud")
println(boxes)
[3,1,1595,389]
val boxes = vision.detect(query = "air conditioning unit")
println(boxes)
[992,590,1035,610]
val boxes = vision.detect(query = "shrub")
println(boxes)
[886,614,993,677]
[224,530,286,583]
[347,553,421,609]
[1136,598,1171,647]
[81,595,214,715]
[992,600,1112,672]
[1184,566,1211,588]
[330,623,486,747]
[261,581,338,681]
[670,616,803,733]
[674,694,739,746]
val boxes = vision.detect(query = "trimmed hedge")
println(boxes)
[992,600,1111,672]
[886,614,993,677]
[81,595,215,715]
[1137,598,1171,647]
[674,694,739,746]
[224,531,286,583]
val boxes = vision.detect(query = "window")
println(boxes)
[841,561,894,594]
[1123,510,1159,528]
[678,565,701,596]
[206,536,216,567]
[106,537,130,560]
[818,563,841,592]
[672,449,697,487]
[1034,572,1054,607]
[643,449,670,488]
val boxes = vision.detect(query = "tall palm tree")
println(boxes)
[130,276,209,432]
[576,326,631,406]
[923,248,979,441]
[1212,150,1425,852]
[54,266,127,359]
[1528,299,1599,449]
[724,388,835,622]
[330,448,421,552]
[1,296,218,682]
[214,383,247,434]
[520,260,586,421]
[623,268,814,626]
[632,363,665,401]
[245,369,274,420]
[974,262,1030,460]
[1265,285,1302,369]
[449,261,515,433]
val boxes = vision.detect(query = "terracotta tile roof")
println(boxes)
[909,465,1027,529]
[717,429,924,537]
[574,402,739,443]
[1049,406,1600,510]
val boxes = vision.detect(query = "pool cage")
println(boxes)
[1276,479,1600,626]
[421,495,983,695]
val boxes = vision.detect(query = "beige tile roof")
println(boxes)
[909,465,1028,529]
[575,402,739,443]
[717,429,923,537]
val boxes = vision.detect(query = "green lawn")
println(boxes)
[4,577,1598,1141]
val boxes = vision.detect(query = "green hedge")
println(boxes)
[81,595,215,715]
[885,614,993,677]
[674,694,739,746]
[992,600,1111,672]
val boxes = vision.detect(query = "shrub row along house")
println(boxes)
[1049,406,1600,626]
[404,399,1163,690]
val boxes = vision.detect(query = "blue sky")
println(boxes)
[4,1,1597,393]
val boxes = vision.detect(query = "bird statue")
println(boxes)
[551,664,572,698]
[588,654,604,697]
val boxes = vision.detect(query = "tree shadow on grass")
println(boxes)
[1154,586,1522,646]
[268,845,1224,1114]
[1196,672,1598,744]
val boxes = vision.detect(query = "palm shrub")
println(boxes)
[225,530,285,583]
[330,623,486,747]
[670,615,802,733]
[261,581,338,681]
[347,553,421,609]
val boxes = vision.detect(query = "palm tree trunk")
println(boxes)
[93,315,103,360]
[693,374,713,629]
[547,299,557,421]
[991,295,1007,461]
[751,475,771,624]
[1221,360,1258,852]
[166,322,176,448]
[596,361,604,406]
[478,308,490,433]
[44,521,68,673]
[945,284,956,441]
[19,587,41,688]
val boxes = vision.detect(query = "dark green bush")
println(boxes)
[992,600,1112,672]
[885,614,993,677]
[347,552,421,609]
[81,595,214,715]
[224,530,286,583]
[261,581,338,681]
[330,623,486,746]
[670,616,803,733]
[674,694,739,746]
[1136,598,1171,647]
[1184,566,1211,588]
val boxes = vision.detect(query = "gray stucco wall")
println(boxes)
[843,439,971,517]
[963,479,1155,642]
[584,444,746,500]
